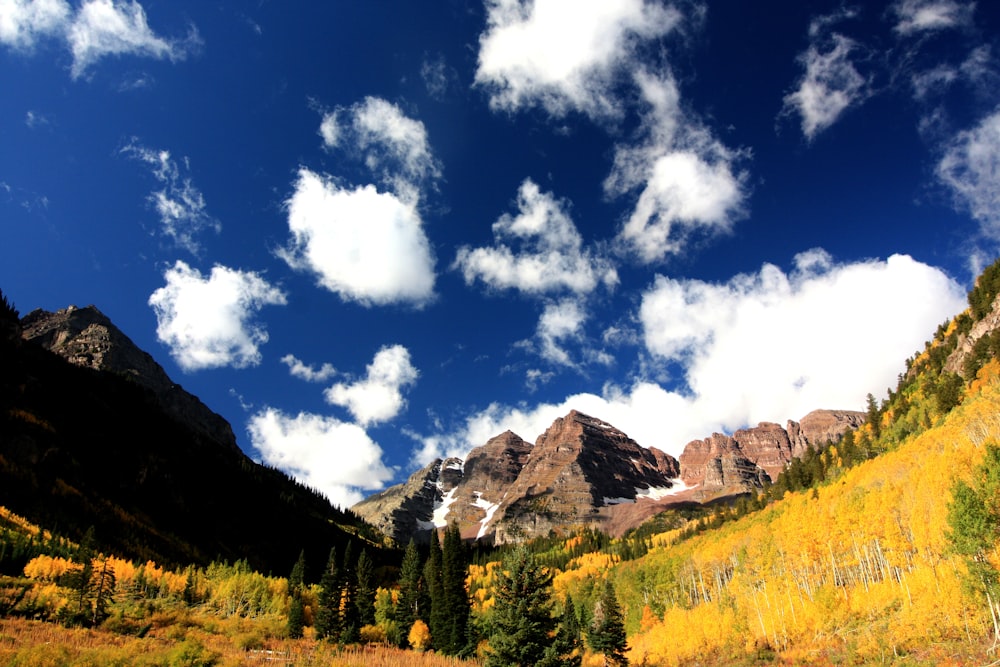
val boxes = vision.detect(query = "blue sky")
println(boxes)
[3,0,998,507]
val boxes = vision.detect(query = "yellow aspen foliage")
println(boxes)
[408,619,431,651]
[23,555,73,582]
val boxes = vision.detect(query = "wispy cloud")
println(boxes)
[421,53,456,100]
[279,168,436,307]
[122,140,219,253]
[0,0,197,78]
[892,0,974,35]
[937,108,1000,239]
[148,260,287,371]
[607,69,748,263]
[474,0,681,121]
[782,13,871,141]
[319,96,441,196]
[454,178,617,295]
[247,408,394,508]
[280,354,337,383]
[324,344,419,427]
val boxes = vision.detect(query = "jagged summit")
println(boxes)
[354,408,866,544]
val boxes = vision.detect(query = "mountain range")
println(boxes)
[352,407,865,544]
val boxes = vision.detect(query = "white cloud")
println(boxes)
[325,344,419,427]
[453,179,617,294]
[319,97,441,193]
[533,298,586,366]
[0,0,196,78]
[474,0,681,120]
[413,252,965,465]
[280,354,337,383]
[0,0,69,50]
[280,168,436,307]
[122,140,219,253]
[937,108,1000,238]
[421,53,455,100]
[247,408,394,508]
[606,70,748,263]
[892,0,974,35]
[148,260,287,371]
[782,29,870,140]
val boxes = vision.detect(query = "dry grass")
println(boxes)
[0,618,481,666]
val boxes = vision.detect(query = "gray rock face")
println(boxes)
[20,305,240,454]
[351,459,446,543]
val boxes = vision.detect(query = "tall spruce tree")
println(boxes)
[340,541,360,642]
[485,546,558,667]
[355,549,375,627]
[441,523,470,654]
[314,547,340,640]
[397,539,423,646]
[589,580,628,666]
[540,594,582,667]
[286,550,307,639]
[424,530,445,651]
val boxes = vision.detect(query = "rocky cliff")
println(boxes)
[678,409,865,498]
[356,408,865,544]
[20,305,240,454]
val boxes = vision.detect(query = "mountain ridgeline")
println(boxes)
[0,299,382,574]
[352,408,865,545]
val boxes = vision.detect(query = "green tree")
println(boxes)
[540,594,582,667]
[424,530,445,651]
[441,523,470,654]
[355,549,375,627]
[315,547,340,640]
[287,550,307,639]
[397,539,423,647]
[485,546,558,667]
[947,442,1000,645]
[589,580,628,666]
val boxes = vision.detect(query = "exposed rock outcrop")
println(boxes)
[20,305,240,454]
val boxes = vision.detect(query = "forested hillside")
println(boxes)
[4,262,1000,665]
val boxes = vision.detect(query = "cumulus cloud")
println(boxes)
[280,354,337,383]
[247,408,394,508]
[413,252,965,464]
[122,140,219,253]
[606,70,748,263]
[782,15,871,141]
[454,179,617,294]
[937,108,1000,238]
[0,0,196,78]
[892,0,974,35]
[148,260,287,371]
[324,344,419,427]
[279,168,436,307]
[530,298,587,367]
[319,96,441,194]
[474,0,681,120]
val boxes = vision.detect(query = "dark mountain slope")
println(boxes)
[0,294,382,573]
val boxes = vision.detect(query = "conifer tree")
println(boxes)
[340,541,360,642]
[424,530,445,650]
[441,523,470,654]
[287,550,307,639]
[355,549,375,627]
[397,539,423,646]
[315,547,340,640]
[485,546,557,667]
[589,580,628,666]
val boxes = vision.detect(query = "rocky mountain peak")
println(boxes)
[20,304,240,453]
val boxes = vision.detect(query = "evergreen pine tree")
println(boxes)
[397,539,423,647]
[485,546,558,667]
[441,523,470,654]
[355,549,375,627]
[340,541,360,643]
[287,550,307,639]
[424,530,445,651]
[589,580,628,666]
[539,593,582,667]
[315,547,340,641]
